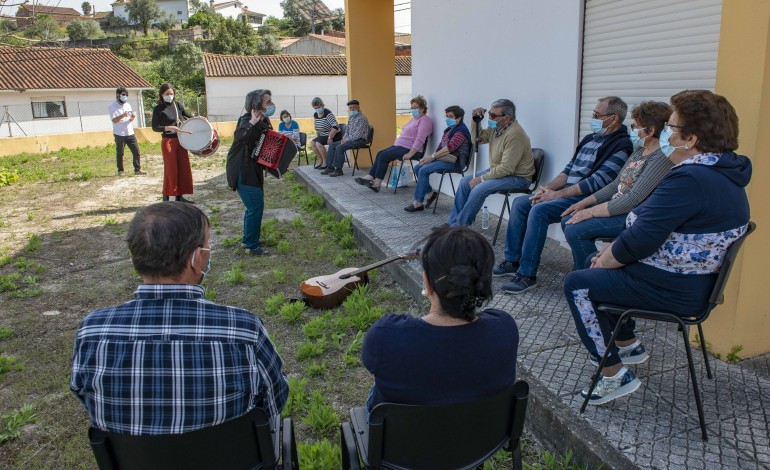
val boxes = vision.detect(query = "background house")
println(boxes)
[203,54,412,120]
[211,1,265,29]
[15,5,81,28]
[112,0,192,24]
[281,32,411,56]
[0,48,152,138]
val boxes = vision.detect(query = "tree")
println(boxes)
[81,1,92,16]
[105,13,129,27]
[126,0,162,35]
[330,8,344,32]
[157,11,178,32]
[187,11,221,32]
[210,17,258,55]
[279,0,311,36]
[26,14,64,40]
[256,34,279,55]
[189,0,216,15]
[67,19,103,41]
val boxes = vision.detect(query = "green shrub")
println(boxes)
[306,362,326,377]
[272,269,285,283]
[298,439,341,469]
[0,405,37,443]
[24,234,41,253]
[0,355,22,380]
[283,377,309,416]
[302,314,333,339]
[264,293,286,315]
[302,395,339,437]
[0,168,19,187]
[223,262,246,285]
[291,216,305,229]
[346,331,365,356]
[0,327,13,340]
[277,240,290,255]
[296,337,327,361]
[280,301,305,324]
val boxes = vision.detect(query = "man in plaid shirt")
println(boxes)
[70,202,288,435]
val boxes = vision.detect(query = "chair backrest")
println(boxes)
[529,148,545,191]
[299,132,307,147]
[705,221,756,315]
[456,139,473,172]
[339,123,347,137]
[89,407,278,470]
[366,380,529,469]
[366,125,374,147]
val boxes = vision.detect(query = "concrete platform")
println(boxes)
[294,165,770,470]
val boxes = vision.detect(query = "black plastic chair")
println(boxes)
[430,139,474,214]
[346,125,375,176]
[340,380,529,470]
[492,148,545,246]
[580,222,756,441]
[296,132,309,167]
[89,407,299,470]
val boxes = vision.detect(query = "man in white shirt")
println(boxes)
[109,87,145,176]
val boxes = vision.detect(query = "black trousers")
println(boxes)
[115,134,141,172]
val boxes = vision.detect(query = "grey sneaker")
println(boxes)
[493,260,519,277]
[590,342,649,366]
[117,170,125,176]
[134,170,147,175]
[501,273,537,294]
[581,367,641,405]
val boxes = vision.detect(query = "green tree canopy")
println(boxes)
[25,14,64,40]
[81,1,92,15]
[210,17,258,55]
[256,34,280,55]
[157,11,178,32]
[187,11,221,31]
[126,0,162,35]
[66,19,103,41]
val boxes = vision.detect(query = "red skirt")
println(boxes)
[161,137,194,197]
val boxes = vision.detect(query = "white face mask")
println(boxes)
[163,95,174,103]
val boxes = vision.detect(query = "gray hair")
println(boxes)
[244,89,271,112]
[311,97,324,108]
[599,96,628,122]
[490,99,516,119]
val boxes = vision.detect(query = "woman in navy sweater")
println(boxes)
[362,226,519,412]
[564,89,751,405]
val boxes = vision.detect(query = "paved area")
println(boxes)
[294,165,770,470]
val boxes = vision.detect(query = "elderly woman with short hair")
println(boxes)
[310,97,341,169]
[560,101,674,270]
[225,89,276,256]
[355,95,433,192]
[564,90,752,405]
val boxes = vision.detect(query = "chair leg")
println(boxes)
[350,149,358,176]
[393,162,401,194]
[493,195,509,246]
[433,173,445,214]
[340,422,361,470]
[282,417,299,470]
[367,147,373,167]
[697,323,713,379]
[512,443,523,470]
[580,312,629,414]
[680,321,709,441]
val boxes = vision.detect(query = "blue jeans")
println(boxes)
[368,145,411,180]
[446,169,530,227]
[237,176,264,250]
[328,138,366,170]
[412,161,455,203]
[561,214,628,270]
[504,195,585,277]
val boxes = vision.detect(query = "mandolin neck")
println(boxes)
[341,253,413,279]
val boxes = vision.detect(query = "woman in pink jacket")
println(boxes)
[354,95,433,192]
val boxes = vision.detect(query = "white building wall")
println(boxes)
[205,75,412,121]
[0,89,145,138]
[114,0,189,23]
[412,0,584,238]
[214,3,242,20]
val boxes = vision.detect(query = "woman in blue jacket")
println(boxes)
[564,89,751,405]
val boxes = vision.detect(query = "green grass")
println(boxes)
[222,262,247,285]
[0,327,13,340]
[0,355,23,381]
[0,405,37,444]
[301,395,339,437]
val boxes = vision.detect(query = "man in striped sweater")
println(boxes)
[495,96,632,294]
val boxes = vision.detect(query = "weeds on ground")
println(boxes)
[265,293,287,315]
[0,405,38,443]
[0,355,23,381]
[302,393,339,437]
[222,262,247,285]
[298,438,341,469]
[0,167,20,187]
[283,377,310,416]
[727,345,744,364]
[280,301,306,324]
[0,327,13,340]
[24,234,41,253]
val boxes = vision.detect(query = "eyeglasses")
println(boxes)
[592,112,613,120]
[119,94,128,97]
[664,122,683,134]
[489,112,506,120]
[629,123,648,131]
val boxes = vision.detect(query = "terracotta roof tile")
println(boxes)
[17,5,81,16]
[0,47,152,91]
[278,37,301,48]
[204,54,411,77]
[307,33,346,47]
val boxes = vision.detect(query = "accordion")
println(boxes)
[251,130,297,178]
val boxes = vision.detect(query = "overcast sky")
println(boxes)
[3,0,412,33]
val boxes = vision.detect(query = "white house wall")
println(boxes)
[205,75,412,120]
[412,0,584,239]
[114,0,189,23]
[0,89,144,138]
[214,4,242,20]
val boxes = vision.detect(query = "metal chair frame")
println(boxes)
[492,148,545,246]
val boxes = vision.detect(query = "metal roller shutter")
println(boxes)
[579,0,722,136]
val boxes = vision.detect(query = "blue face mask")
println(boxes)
[658,127,687,158]
[411,109,420,118]
[192,248,212,283]
[445,118,457,127]
[315,108,323,116]
[119,95,128,103]
[263,105,276,117]
[590,117,608,135]
[283,117,291,124]
[629,129,645,149]
[350,110,359,117]
[488,119,498,129]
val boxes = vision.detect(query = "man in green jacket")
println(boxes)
[446,98,535,226]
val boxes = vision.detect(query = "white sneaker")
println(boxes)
[589,341,649,366]
[581,367,641,405]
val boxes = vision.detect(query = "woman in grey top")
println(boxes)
[560,101,674,270]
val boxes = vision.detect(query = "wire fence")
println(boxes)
[0,94,413,138]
